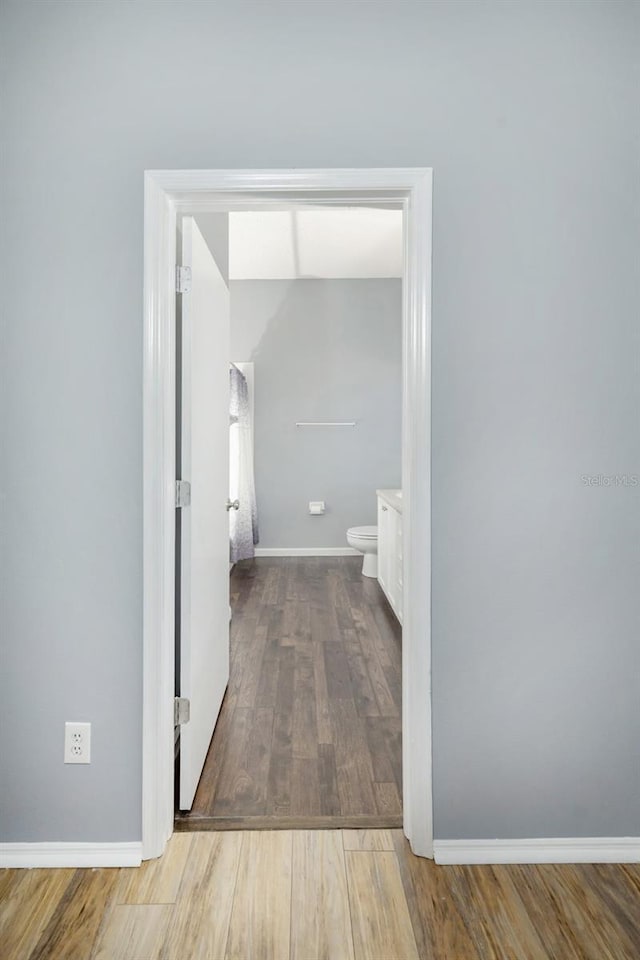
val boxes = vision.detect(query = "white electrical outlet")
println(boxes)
[64,722,91,764]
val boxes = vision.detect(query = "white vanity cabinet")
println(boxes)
[376,490,403,623]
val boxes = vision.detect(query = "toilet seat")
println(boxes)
[347,525,378,539]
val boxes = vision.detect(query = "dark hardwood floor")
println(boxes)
[175,556,403,830]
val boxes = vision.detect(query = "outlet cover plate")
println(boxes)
[64,722,91,764]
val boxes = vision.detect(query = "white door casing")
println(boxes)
[142,169,433,860]
[178,217,231,810]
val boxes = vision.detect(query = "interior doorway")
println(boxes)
[174,207,405,831]
[142,169,433,861]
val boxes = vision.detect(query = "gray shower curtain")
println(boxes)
[229,365,259,562]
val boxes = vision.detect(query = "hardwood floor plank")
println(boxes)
[318,743,342,816]
[479,865,553,959]
[291,558,311,602]
[327,567,355,623]
[373,780,402,816]
[588,864,640,954]
[235,708,274,816]
[227,642,248,705]
[291,756,322,816]
[391,830,479,960]
[348,596,395,673]
[291,831,355,960]
[260,563,282,609]
[255,654,280,707]
[364,716,402,792]
[0,869,75,960]
[445,860,582,960]
[92,904,172,960]
[315,600,342,645]
[331,699,378,816]
[117,833,192,905]
[161,831,242,960]
[284,557,301,601]
[323,643,354,700]
[543,863,640,960]
[267,709,293,815]
[359,641,398,718]
[443,864,507,960]
[344,635,381,717]
[230,710,268,815]
[333,583,359,631]
[29,868,119,960]
[292,647,319,760]
[241,706,275,815]
[343,830,395,851]
[236,624,268,709]
[189,694,236,814]
[0,868,19,902]
[345,850,419,960]
[204,707,254,816]
[621,863,640,895]
[369,598,402,659]
[364,718,396,783]
[275,644,295,715]
[379,716,403,791]
[313,640,333,744]
[499,864,588,960]
[284,597,311,646]
[264,605,285,657]
[225,831,292,960]
[338,558,360,584]
[383,663,403,715]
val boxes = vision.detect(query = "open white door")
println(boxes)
[178,216,230,810]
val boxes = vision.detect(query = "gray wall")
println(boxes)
[1,1,638,843]
[194,213,229,285]
[230,279,402,547]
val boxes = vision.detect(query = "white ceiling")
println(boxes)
[228,208,403,280]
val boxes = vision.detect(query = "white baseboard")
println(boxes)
[433,837,640,865]
[254,547,360,557]
[0,841,143,869]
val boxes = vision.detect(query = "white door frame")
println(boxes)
[142,168,433,860]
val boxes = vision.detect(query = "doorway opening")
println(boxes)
[174,206,405,830]
[142,169,433,861]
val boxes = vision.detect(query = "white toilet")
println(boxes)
[346,525,378,578]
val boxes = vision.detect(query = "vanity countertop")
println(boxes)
[376,489,403,514]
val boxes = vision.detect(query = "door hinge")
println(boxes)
[174,697,191,726]
[176,265,192,294]
[175,480,191,508]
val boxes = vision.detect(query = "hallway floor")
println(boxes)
[176,557,403,830]
[2,830,638,959]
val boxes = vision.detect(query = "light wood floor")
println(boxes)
[1,830,638,959]
[176,557,403,830]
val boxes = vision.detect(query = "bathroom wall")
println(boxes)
[230,279,402,548]
[194,213,229,285]
[1,0,638,845]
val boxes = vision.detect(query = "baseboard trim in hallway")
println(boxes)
[174,814,403,832]
[434,836,640,864]
[254,547,360,556]
[0,841,143,869]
